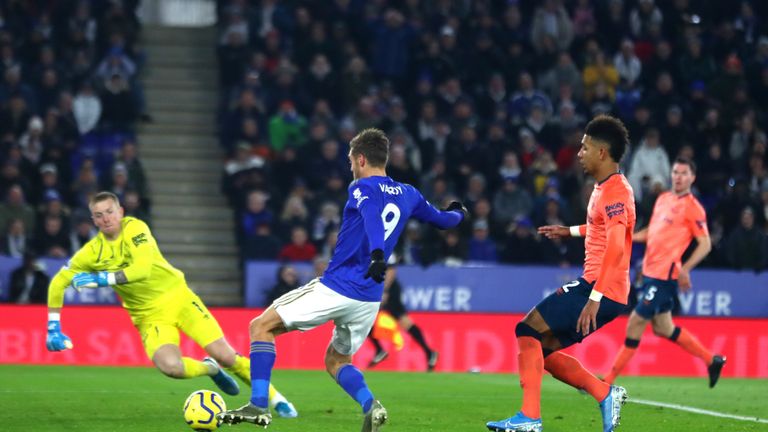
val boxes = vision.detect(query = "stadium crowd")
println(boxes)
[0,0,150,271]
[217,0,768,271]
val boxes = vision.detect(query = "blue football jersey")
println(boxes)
[321,175,463,301]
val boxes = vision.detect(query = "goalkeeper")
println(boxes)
[45,191,298,418]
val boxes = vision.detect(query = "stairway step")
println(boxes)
[148,170,221,185]
[153,218,234,232]
[144,76,212,88]
[165,255,239,270]
[146,98,216,113]
[145,45,216,62]
[144,67,217,82]
[141,145,221,158]
[143,26,216,43]
[139,122,216,136]
[151,190,228,205]
[146,88,218,104]
[147,110,217,125]
[161,242,238,255]
[139,134,217,148]
[143,158,219,172]
[153,204,231,220]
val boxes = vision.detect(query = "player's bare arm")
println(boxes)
[538,224,586,239]
[632,227,648,243]
[577,223,626,336]
[679,234,712,291]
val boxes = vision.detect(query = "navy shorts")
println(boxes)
[633,277,678,319]
[536,278,626,349]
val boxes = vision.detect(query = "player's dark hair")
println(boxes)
[673,157,697,174]
[584,114,629,163]
[89,191,120,206]
[350,128,389,167]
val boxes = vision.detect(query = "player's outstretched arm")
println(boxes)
[411,194,465,229]
[632,227,648,243]
[538,224,585,239]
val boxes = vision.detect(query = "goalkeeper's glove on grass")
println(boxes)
[46,320,73,351]
[364,249,387,283]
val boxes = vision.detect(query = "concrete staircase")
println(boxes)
[138,25,242,306]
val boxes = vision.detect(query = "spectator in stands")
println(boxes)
[73,80,102,135]
[502,217,540,263]
[277,194,310,240]
[614,39,642,87]
[311,201,340,244]
[106,162,131,201]
[628,128,671,200]
[530,0,573,53]
[244,223,282,261]
[70,160,100,209]
[266,265,300,305]
[69,217,97,254]
[8,252,49,304]
[99,72,136,132]
[509,72,552,125]
[0,185,35,235]
[1,218,28,258]
[468,219,498,262]
[18,116,45,165]
[0,93,31,138]
[33,214,69,258]
[725,207,768,271]
[241,190,273,238]
[437,229,467,265]
[268,100,307,152]
[122,190,150,224]
[277,226,316,262]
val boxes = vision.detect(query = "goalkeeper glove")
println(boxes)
[46,320,73,351]
[444,201,469,221]
[364,249,387,283]
[72,271,113,289]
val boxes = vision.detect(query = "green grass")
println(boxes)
[0,365,766,431]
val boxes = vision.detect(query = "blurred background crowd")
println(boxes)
[2,0,768,296]
[0,0,150,266]
[216,0,768,271]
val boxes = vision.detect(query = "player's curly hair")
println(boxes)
[350,128,389,167]
[585,114,629,163]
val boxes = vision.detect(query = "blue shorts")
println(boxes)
[536,278,627,349]
[633,277,678,319]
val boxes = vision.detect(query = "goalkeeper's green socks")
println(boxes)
[181,357,211,378]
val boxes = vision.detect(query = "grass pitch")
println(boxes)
[0,365,766,431]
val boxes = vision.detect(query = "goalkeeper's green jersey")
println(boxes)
[47,216,188,319]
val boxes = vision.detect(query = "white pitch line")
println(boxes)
[630,398,768,424]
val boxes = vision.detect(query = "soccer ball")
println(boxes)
[183,390,226,431]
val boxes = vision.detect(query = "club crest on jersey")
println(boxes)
[352,188,369,208]
[132,233,148,246]
[605,202,625,219]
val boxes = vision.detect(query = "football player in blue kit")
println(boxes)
[218,128,467,432]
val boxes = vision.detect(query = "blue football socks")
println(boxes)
[249,341,276,408]
[336,364,374,413]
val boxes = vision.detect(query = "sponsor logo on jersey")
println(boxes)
[132,233,148,247]
[352,188,369,208]
[605,202,625,219]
